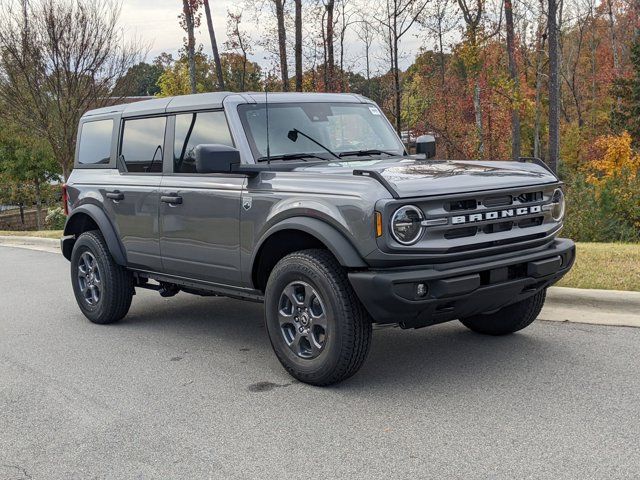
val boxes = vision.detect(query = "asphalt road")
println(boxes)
[1,247,639,480]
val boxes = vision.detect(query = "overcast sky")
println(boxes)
[119,0,436,74]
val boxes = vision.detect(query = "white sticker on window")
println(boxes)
[369,106,381,115]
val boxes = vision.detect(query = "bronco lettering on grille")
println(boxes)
[451,205,542,225]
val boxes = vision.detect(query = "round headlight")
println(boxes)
[391,205,424,245]
[550,188,565,221]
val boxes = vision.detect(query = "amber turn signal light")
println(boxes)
[375,211,383,237]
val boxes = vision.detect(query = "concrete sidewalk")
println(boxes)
[1,234,639,328]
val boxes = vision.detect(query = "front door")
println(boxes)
[159,110,244,285]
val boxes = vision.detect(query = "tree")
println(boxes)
[505,0,521,160]
[533,0,547,160]
[420,0,458,157]
[203,0,225,90]
[0,125,59,229]
[114,62,164,97]
[295,0,303,91]
[226,11,253,91]
[274,0,290,91]
[220,53,263,91]
[356,13,376,98]
[0,0,142,179]
[337,0,357,92]
[548,0,560,172]
[325,0,336,91]
[457,0,486,156]
[421,0,457,86]
[180,0,200,94]
[612,37,640,146]
[156,50,217,97]
[606,0,620,97]
[376,0,430,134]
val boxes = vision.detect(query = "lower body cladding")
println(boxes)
[348,238,575,329]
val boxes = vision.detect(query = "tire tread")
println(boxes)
[266,249,371,385]
[71,230,132,324]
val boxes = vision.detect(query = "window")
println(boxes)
[120,116,167,173]
[174,111,234,173]
[78,119,113,165]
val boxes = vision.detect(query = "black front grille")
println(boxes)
[482,221,513,234]
[449,199,477,211]
[385,185,561,256]
[516,191,543,203]
[445,226,477,239]
[445,232,548,253]
[518,216,544,228]
[483,195,512,208]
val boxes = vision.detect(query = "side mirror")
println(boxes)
[195,144,241,174]
[416,135,436,159]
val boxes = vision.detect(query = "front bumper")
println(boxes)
[348,238,575,328]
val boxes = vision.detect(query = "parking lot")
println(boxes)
[1,246,639,479]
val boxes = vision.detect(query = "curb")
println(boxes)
[0,235,60,253]
[546,287,640,314]
[540,287,640,328]
[1,235,638,328]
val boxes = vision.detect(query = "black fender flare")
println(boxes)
[252,216,367,270]
[62,204,127,266]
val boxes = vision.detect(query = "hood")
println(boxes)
[296,158,558,198]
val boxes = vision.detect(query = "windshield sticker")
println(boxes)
[369,106,381,115]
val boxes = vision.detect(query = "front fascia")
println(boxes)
[372,182,564,266]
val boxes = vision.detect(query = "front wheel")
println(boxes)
[70,231,133,325]
[460,289,546,336]
[264,249,372,386]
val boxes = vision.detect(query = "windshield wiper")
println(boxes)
[257,153,330,163]
[338,149,399,158]
[288,129,340,159]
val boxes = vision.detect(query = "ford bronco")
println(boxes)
[61,92,575,385]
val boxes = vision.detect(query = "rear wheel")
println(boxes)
[264,249,372,386]
[460,289,546,336]
[70,231,133,324]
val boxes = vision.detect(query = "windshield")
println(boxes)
[238,102,405,160]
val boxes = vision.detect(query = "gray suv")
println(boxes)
[61,92,575,385]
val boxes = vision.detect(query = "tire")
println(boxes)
[460,289,547,336]
[264,249,372,386]
[70,230,133,325]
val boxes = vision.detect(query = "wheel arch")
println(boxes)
[62,205,127,266]
[251,217,367,292]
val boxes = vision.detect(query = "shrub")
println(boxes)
[564,171,640,243]
[45,207,66,230]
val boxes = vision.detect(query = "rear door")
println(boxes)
[159,110,244,285]
[102,115,166,271]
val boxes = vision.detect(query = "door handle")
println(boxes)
[106,191,124,201]
[161,195,183,205]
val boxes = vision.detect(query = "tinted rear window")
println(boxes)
[78,119,113,165]
[120,117,166,173]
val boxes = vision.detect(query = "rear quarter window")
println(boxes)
[78,119,113,165]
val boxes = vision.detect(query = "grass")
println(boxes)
[558,242,640,292]
[0,231,637,291]
[0,230,63,239]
